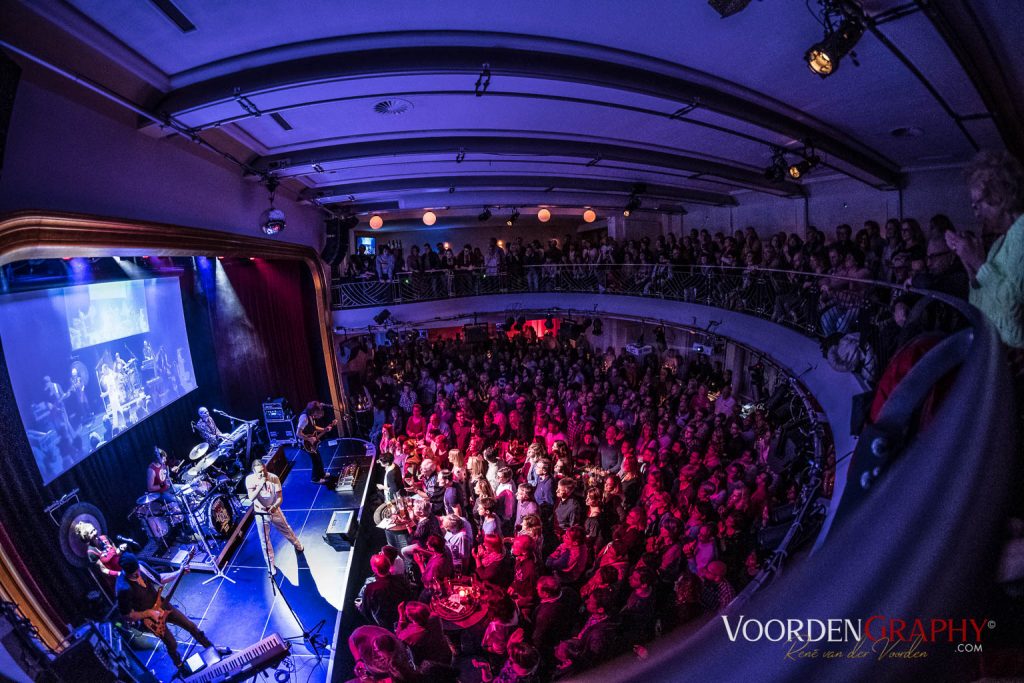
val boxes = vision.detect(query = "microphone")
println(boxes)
[212,409,228,416]
[190,421,196,433]
[116,535,140,548]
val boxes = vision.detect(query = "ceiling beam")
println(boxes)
[916,0,1024,161]
[255,135,805,197]
[154,37,901,187]
[304,174,739,207]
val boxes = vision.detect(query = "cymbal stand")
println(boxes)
[173,486,234,586]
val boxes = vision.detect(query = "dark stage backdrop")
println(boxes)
[213,260,327,418]
[0,258,328,626]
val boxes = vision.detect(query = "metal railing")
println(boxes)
[333,264,961,381]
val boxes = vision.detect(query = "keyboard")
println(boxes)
[184,633,289,683]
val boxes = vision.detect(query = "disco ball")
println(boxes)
[260,207,287,236]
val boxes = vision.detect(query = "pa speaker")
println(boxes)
[463,323,489,344]
[321,216,356,266]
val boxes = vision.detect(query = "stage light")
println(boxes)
[623,184,644,216]
[505,316,515,329]
[806,16,864,78]
[544,313,554,330]
[443,242,451,250]
[369,215,384,230]
[764,146,788,183]
[592,318,603,335]
[708,0,752,17]
[497,240,505,249]
[506,208,520,227]
[788,155,821,179]
[478,207,492,222]
[373,309,392,325]
[422,211,437,226]
[582,209,597,223]
[537,208,551,223]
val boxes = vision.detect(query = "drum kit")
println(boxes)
[132,442,242,548]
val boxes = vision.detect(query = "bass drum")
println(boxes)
[205,493,239,539]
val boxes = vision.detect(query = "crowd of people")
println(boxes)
[347,327,822,682]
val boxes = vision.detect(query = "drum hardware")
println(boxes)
[188,442,211,461]
[170,475,236,587]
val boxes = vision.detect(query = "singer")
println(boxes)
[245,460,303,576]
[195,406,227,446]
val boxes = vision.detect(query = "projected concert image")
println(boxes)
[0,277,197,484]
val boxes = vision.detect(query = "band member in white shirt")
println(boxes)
[245,460,303,575]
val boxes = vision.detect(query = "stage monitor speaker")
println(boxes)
[463,323,489,344]
[50,622,157,683]
[324,509,356,549]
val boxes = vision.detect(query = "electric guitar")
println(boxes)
[142,547,196,637]
[299,419,338,454]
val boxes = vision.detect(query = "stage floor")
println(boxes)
[134,444,358,683]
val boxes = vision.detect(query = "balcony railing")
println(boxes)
[333,264,958,382]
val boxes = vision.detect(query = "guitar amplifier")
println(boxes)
[324,510,356,548]
[263,400,295,443]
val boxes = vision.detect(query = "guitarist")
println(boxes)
[115,552,226,674]
[245,459,304,576]
[296,401,336,484]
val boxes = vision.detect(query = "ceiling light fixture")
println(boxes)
[478,207,492,222]
[805,1,865,78]
[623,183,645,217]
[537,208,551,223]
[369,215,384,230]
[422,211,437,226]
[259,175,286,236]
[764,146,789,183]
[708,0,753,18]
[506,208,520,227]
[788,154,822,179]
[582,209,597,223]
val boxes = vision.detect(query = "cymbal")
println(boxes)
[192,453,218,472]
[189,442,210,461]
[136,492,161,506]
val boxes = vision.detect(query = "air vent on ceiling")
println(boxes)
[374,99,413,115]
[890,126,924,138]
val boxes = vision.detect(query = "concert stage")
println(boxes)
[132,442,373,683]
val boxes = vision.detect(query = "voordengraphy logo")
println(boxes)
[720,615,993,661]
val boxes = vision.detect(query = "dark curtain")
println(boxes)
[0,267,224,626]
[213,260,324,418]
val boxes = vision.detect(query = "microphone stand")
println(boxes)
[255,509,330,670]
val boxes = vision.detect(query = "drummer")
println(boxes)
[146,447,176,505]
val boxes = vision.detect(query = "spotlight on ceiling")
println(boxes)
[708,0,752,18]
[805,5,865,78]
[506,208,520,227]
[582,209,597,223]
[537,208,551,223]
[623,183,645,217]
[516,314,527,329]
[369,215,384,230]
[788,155,822,179]
[544,313,554,330]
[478,207,492,222]
[764,147,788,184]
[592,318,603,335]
[422,211,437,226]
[505,316,515,330]
[373,309,392,326]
